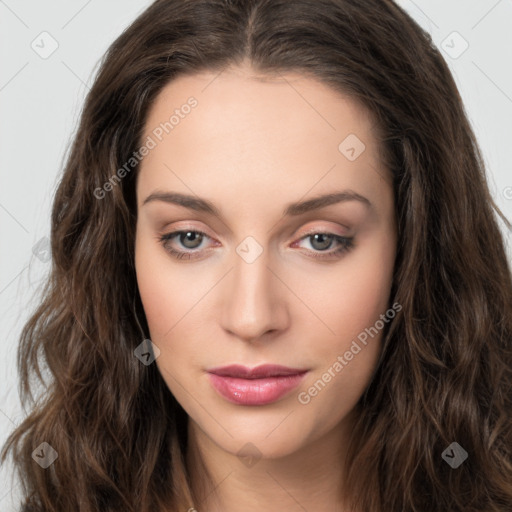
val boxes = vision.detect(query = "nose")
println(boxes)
[220,248,289,343]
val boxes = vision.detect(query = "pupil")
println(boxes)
[312,234,332,250]
[182,231,202,248]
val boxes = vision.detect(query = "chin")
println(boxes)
[191,407,318,460]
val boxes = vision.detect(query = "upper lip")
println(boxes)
[207,364,308,379]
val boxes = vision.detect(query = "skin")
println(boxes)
[135,61,397,511]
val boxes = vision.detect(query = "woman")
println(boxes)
[2,0,511,510]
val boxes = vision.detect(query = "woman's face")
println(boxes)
[135,64,397,460]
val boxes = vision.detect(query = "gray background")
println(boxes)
[1,0,511,507]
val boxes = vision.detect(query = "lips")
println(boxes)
[207,364,308,378]
[207,364,309,405]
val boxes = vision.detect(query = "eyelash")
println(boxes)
[157,229,354,261]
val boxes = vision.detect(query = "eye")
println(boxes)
[158,230,213,260]
[158,229,354,261]
[291,232,354,260]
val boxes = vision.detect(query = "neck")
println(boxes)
[185,408,360,512]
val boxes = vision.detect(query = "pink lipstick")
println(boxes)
[207,364,308,405]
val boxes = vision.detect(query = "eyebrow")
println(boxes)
[142,190,371,217]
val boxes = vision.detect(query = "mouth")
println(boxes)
[207,364,309,405]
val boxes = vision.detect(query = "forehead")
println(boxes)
[137,66,389,213]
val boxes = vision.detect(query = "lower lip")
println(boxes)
[208,372,308,406]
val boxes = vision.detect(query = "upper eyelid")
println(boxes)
[163,218,350,238]
[164,228,347,247]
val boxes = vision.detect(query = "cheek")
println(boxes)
[135,245,194,398]
[135,231,198,339]
[135,257,171,337]
[135,231,182,347]
[291,233,395,352]
[295,241,395,426]
[135,236,207,383]
[337,255,393,336]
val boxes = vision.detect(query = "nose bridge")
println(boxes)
[220,239,286,341]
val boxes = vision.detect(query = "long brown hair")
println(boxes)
[2,0,512,510]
